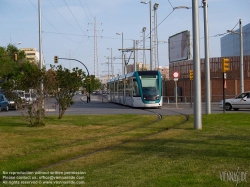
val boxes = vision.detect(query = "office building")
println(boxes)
[221,23,250,57]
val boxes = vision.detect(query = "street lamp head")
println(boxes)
[141,1,149,4]
[142,27,146,32]
[173,6,191,10]
[154,3,159,10]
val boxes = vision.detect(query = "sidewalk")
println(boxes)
[163,101,220,106]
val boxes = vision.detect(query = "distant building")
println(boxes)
[127,62,150,73]
[221,23,250,57]
[126,64,134,73]
[156,66,169,80]
[20,48,44,66]
[126,63,169,79]
[101,74,110,84]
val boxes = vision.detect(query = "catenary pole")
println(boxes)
[192,0,202,129]
[203,0,211,114]
[239,19,244,93]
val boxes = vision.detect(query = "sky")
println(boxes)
[0,0,249,78]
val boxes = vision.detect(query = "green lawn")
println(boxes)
[0,113,249,187]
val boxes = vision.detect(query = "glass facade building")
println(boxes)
[221,23,250,57]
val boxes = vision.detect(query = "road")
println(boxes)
[0,94,249,117]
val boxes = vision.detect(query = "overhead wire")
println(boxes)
[28,0,96,69]
[48,0,81,33]
[83,0,94,19]
[28,0,84,43]
[62,0,87,36]
[231,21,239,31]
[79,0,91,22]
[136,0,175,47]
[43,31,86,37]
[168,0,174,9]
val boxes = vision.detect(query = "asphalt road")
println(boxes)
[0,94,249,117]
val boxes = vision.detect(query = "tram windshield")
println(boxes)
[140,75,159,97]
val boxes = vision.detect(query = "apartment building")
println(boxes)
[20,48,39,65]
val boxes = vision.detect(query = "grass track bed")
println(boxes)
[0,113,250,187]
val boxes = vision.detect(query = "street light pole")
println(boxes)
[141,1,152,70]
[116,32,124,75]
[38,0,44,110]
[142,27,146,69]
[202,0,211,114]
[107,48,113,79]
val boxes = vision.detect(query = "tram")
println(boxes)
[107,71,162,108]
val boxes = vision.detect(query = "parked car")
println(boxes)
[220,91,250,111]
[2,91,18,110]
[75,91,82,95]
[31,93,37,103]
[7,93,18,110]
[13,90,25,101]
[24,93,33,105]
[0,94,9,111]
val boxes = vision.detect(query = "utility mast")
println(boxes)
[152,3,159,70]
[89,17,102,78]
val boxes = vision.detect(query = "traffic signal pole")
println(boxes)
[189,70,193,108]
[222,72,226,113]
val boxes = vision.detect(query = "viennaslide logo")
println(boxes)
[220,167,247,186]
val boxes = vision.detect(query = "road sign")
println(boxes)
[173,71,179,78]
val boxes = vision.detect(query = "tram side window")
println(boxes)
[133,80,140,97]
[115,81,118,95]
[125,79,130,96]
[110,83,114,94]
[119,80,123,96]
[107,83,110,94]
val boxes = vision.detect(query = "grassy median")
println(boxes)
[0,113,250,187]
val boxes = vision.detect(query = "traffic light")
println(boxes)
[189,70,193,80]
[87,78,91,83]
[54,56,58,63]
[222,58,230,72]
[14,53,18,61]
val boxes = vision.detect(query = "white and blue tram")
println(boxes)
[107,71,162,108]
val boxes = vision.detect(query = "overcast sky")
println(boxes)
[1,0,249,77]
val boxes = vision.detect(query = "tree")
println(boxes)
[83,75,102,93]
[0,44,26,85]
[47,65,85,119]
[0,44,47,126]
[3,61,46,126]
[1,44,86,124]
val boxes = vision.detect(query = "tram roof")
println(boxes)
[107,71,160,83]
